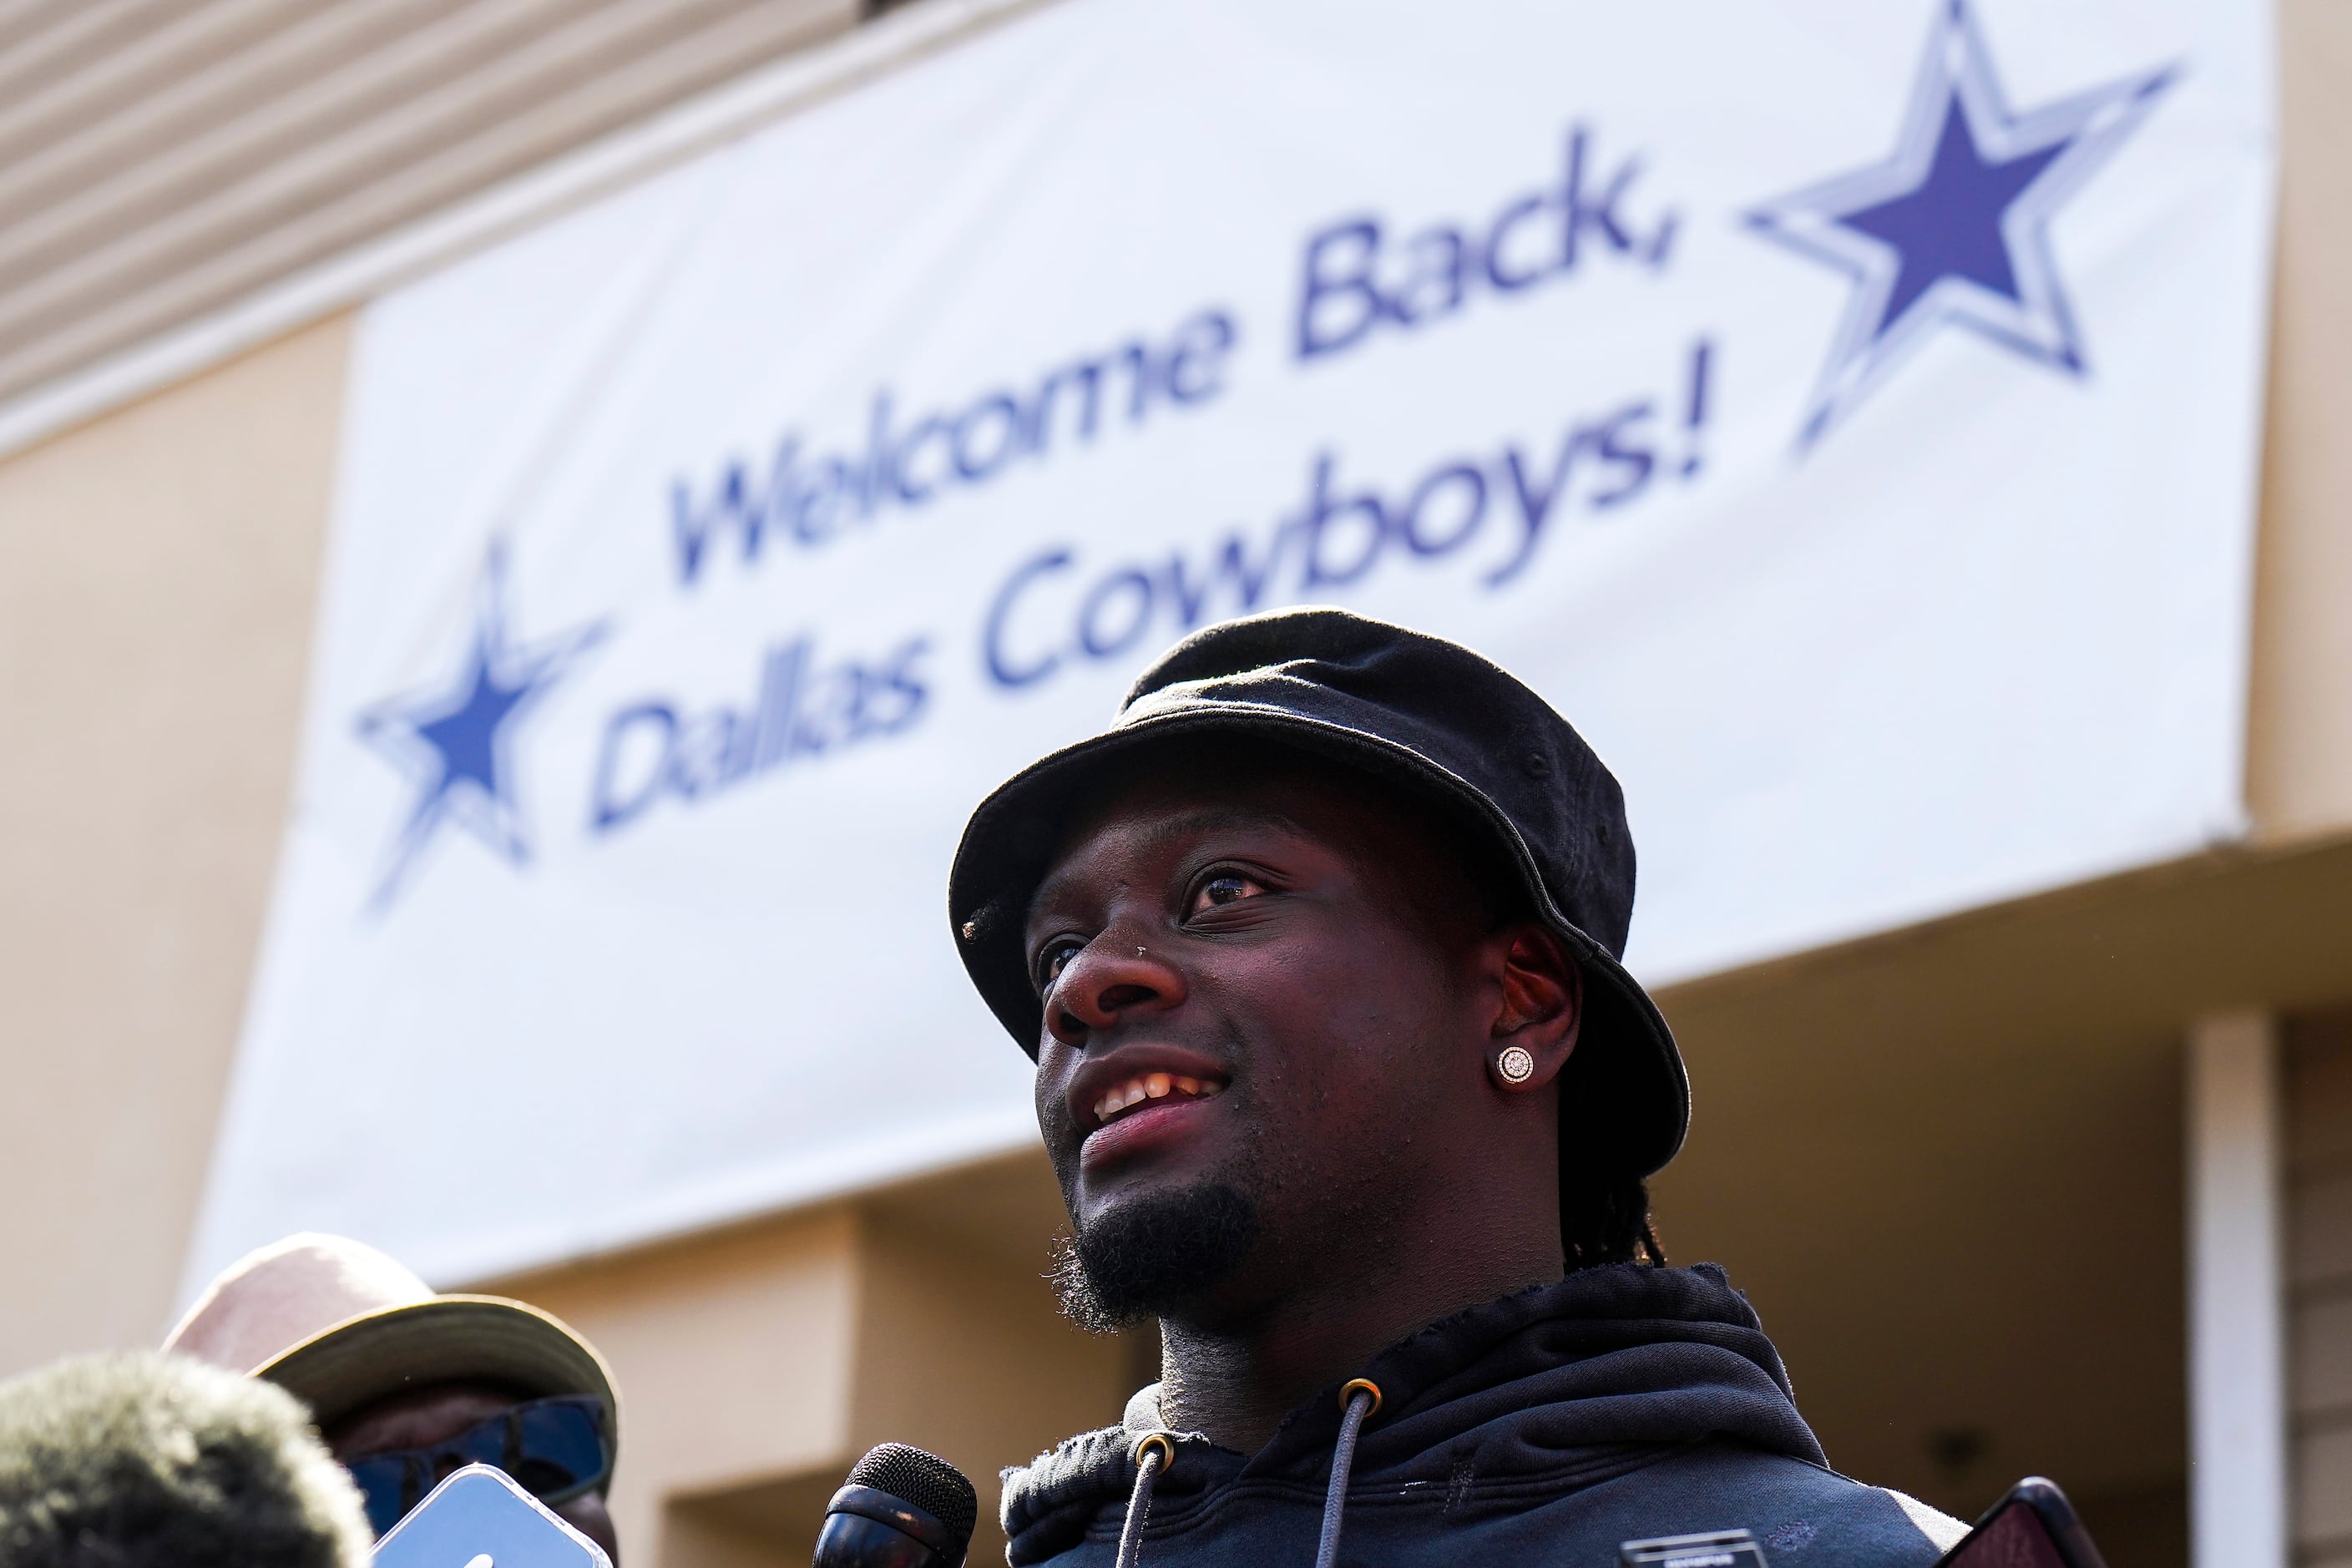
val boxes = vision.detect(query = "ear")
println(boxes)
[1486,923,1581,1095]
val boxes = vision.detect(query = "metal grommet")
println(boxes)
[1497,1046,1536,1085]
[1338,1378,1382,1418]
[1130,1430,1176,1473]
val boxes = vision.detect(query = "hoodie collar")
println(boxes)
[1003,1264,1825,1565]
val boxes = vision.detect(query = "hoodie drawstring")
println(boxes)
[1116,1431,1174,1568]
[1115,1378,1380,1568]
[1312,1379,1382,1568]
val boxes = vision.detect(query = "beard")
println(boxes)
[1050,1181,1261,1333]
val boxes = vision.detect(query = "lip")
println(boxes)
[1080,1091,1225,1170]
[1065,1044,1232,1169]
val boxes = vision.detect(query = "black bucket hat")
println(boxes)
[948,605,1688,1178]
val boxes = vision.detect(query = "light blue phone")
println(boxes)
[371,1464,612,1568]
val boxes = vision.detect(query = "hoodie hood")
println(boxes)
[1002,1263,1827,1565]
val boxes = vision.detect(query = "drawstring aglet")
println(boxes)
[1114,1430,1176,1568]
[1312,1379,1382,1568]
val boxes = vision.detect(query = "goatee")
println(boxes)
[1050,1183,1260,1333]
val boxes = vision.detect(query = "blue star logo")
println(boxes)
[355,542,606,909]
[1747,0,2176,447]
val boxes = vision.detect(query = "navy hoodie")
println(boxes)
[1001,1264,1965,1567]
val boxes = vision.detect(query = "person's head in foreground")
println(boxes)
[951,607,1969,1567]
[0,1350,372,1568]
[163,1232,623,1561]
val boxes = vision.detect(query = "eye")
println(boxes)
[1034,937,1086,993]
[1187,872,1267,917]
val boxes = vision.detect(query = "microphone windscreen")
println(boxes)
[845,1443,979,1550]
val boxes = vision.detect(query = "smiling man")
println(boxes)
[949,608,1966,1568]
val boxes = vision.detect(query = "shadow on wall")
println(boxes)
[2069,1483,2187,1568]
[665,1469,836,1568]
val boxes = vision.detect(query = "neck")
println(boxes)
[1151,1190,1564,1454]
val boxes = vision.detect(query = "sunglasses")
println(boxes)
[342,1393,610,1538]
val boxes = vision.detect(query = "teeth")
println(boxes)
[1093,1074,1223,1125]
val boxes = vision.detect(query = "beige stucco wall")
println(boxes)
[2245,0,2352,842]
[500,1210,866,1568]
[0,316,350,1378]
[846,1181,1148,1568]
[498,1173,1137,1568]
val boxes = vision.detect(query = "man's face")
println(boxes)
[1024,756,1513,1328]
[326,1382,620,1562]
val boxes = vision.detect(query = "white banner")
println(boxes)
[190,0,2274,1289]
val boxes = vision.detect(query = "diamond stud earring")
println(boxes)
[1497,1045,1536,1085]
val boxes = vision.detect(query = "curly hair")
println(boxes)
[1560,1162,1666,1271]
[0,1351,372,1568]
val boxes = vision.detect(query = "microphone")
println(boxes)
[813,1443,979,1568]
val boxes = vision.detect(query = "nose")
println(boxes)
[1044,934,1186,1047]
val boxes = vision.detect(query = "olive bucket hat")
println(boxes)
[948,604,1689,1179]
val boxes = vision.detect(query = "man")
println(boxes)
[165,1232,624,1560]
[0,1349,372,1567]
[948,608,1967,1566]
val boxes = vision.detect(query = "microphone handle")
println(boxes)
[812,1483,968,1568]
[812,1510,953,1568]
